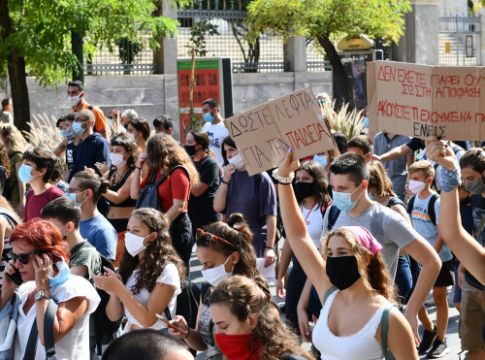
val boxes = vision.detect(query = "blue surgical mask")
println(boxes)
[65,192,83,206]
[72,122,84,135]
[49,259,70,291]
[60,129,73,140]
[332,185,361,212]
[203,112,214,123]
[313,155,328,169]
[18,164,33,184]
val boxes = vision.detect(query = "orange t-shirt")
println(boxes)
[140,168,191,213]
[74,100,108,135]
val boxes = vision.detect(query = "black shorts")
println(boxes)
[434,260,454,287]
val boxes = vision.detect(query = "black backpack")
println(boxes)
[92,255,121,355]
[406,193,439,226]
[326,205,341,231]
[136,166,189,210]
[164,279,200,329]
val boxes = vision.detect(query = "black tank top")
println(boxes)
[106,167,136,208]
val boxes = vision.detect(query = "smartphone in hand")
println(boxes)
[7,268,22,286]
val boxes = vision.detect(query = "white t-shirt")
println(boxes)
[301,203,324,249]
[124,263,181,330]
[202,121,229,167]
[14,276,100,360]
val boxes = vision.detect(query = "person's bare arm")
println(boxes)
[191,182,209,197]
[374,144,412,162]
[213,164,235,213]
[104,173,133,204]
[386,308,419,360]
[166,199,185,222]
[276,239,293,298]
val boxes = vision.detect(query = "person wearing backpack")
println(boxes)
[169,214,259,360]
[407,161,453,358]
[275,150,418,359]
[93,208,185,333]
[130,133,199,270]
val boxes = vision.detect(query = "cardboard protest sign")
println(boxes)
[367,61,485,140]
[225,88,335,175]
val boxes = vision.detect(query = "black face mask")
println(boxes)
[326,255,361,290]
[294,181,315,201]
[184,144,197,156]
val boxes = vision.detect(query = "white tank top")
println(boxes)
[312,290,386,360]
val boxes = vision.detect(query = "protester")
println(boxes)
[275,150,418,359]
[68,110,110,182]
[68,170,118,260]
[0,124,27,213]
[131,133,199,269]
[41,197,102,280]
[102,330,194,360]
[0,140,10,194]
[127,117,150,157]
[201,99,229,166]
[121,109,139,129]
[169,214,259,358]
[94,208,184,332]
[373,132,412,200]
[153,115,174,136]
[19,147,63,221]
[1,218,100,359]
[53,113,78,176]
[347,135,373,162]
[276,160,330,333]
[214,136,277,264]
[186,130,221,237]
[0,195,20,287]
[312,147,340,178]
[0,97,13,124]
[407,160,452,357]
[426,142,485,360]
[68,80,109,139]
[209,275,314,360]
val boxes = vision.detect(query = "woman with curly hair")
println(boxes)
[169,213,259,359]
[275,151,418,360]
[94,208,185,332]
[131,133,199,269]
[208,275,314,360]
[0,123,27,213]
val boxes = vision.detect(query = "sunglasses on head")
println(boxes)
[10,251,37,265]
[196,229,236,249]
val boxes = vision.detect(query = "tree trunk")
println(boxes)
[152,0,164,74]
[71,31,84,82]
[318,35,355,109]
[0,0,31,132]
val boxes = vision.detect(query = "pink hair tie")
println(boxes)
[341,226,383,255]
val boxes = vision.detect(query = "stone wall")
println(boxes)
[18,71,332,140]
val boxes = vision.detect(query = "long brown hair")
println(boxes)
[209,275,314,360]
[119,208,185,294]
[0,141,10,177]
[0,124,27,154]
[146,133,199,185]
[323,228,395,302]
[368,160,397,198]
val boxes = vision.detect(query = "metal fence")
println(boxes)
[439,15,481,66]
[305,39,332,72]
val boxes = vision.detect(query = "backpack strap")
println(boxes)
[44,300,58,359]
[380,306,395,360]
[428,193,439,227]
[327,205,340,231]
[323,286,337,303]
[154,165,190,188]
[23,319,38,360]
[406,195,416,215]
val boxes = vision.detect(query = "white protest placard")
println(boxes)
[225,88,335,175]
[367,61,485,140]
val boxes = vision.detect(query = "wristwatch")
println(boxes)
[35,290,50,302]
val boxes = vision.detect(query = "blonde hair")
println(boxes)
[322,228,396,302]
[408,160,435,179]
[0,124,27,154]
[368,160,396,198]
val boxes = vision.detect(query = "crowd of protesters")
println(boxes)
[0,81,484,360]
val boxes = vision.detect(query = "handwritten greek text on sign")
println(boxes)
[367,61,485,140]
[225,88,335,176]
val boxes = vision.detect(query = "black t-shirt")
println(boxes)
[66,142,76,174]
[68,133,109,182]
[466,194,485,290]
[188,156,221,228]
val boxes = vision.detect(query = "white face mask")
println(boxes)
[67,95,81,107]
[109,152,124,167]
[408,180,426,194]
[201,256,231,286]
[124,232,146,257]
[228,153,245,170]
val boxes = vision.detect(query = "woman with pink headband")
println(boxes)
[276,150,418,360]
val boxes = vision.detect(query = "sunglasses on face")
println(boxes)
[10,251,36,265]
[196,228,236,249]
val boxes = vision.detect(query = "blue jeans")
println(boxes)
[395,255,413,304]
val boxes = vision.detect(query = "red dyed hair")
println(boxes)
[10,219,70,262]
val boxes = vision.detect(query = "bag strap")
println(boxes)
[327,205,340,231]
[23,319,38,360]
[428,193,439,227]
[44,300,58,359]
[406,195,416,215]
[380,306,395,360]
[476,214,485,240]
[323,286,337,303]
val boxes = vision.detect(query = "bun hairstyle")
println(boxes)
[72,169,109,203]
[200,213,258,279]
[209,275,313,360]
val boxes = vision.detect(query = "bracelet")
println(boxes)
[271,169,294,184]
[184,327,191,339]
[221,179,230,185]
